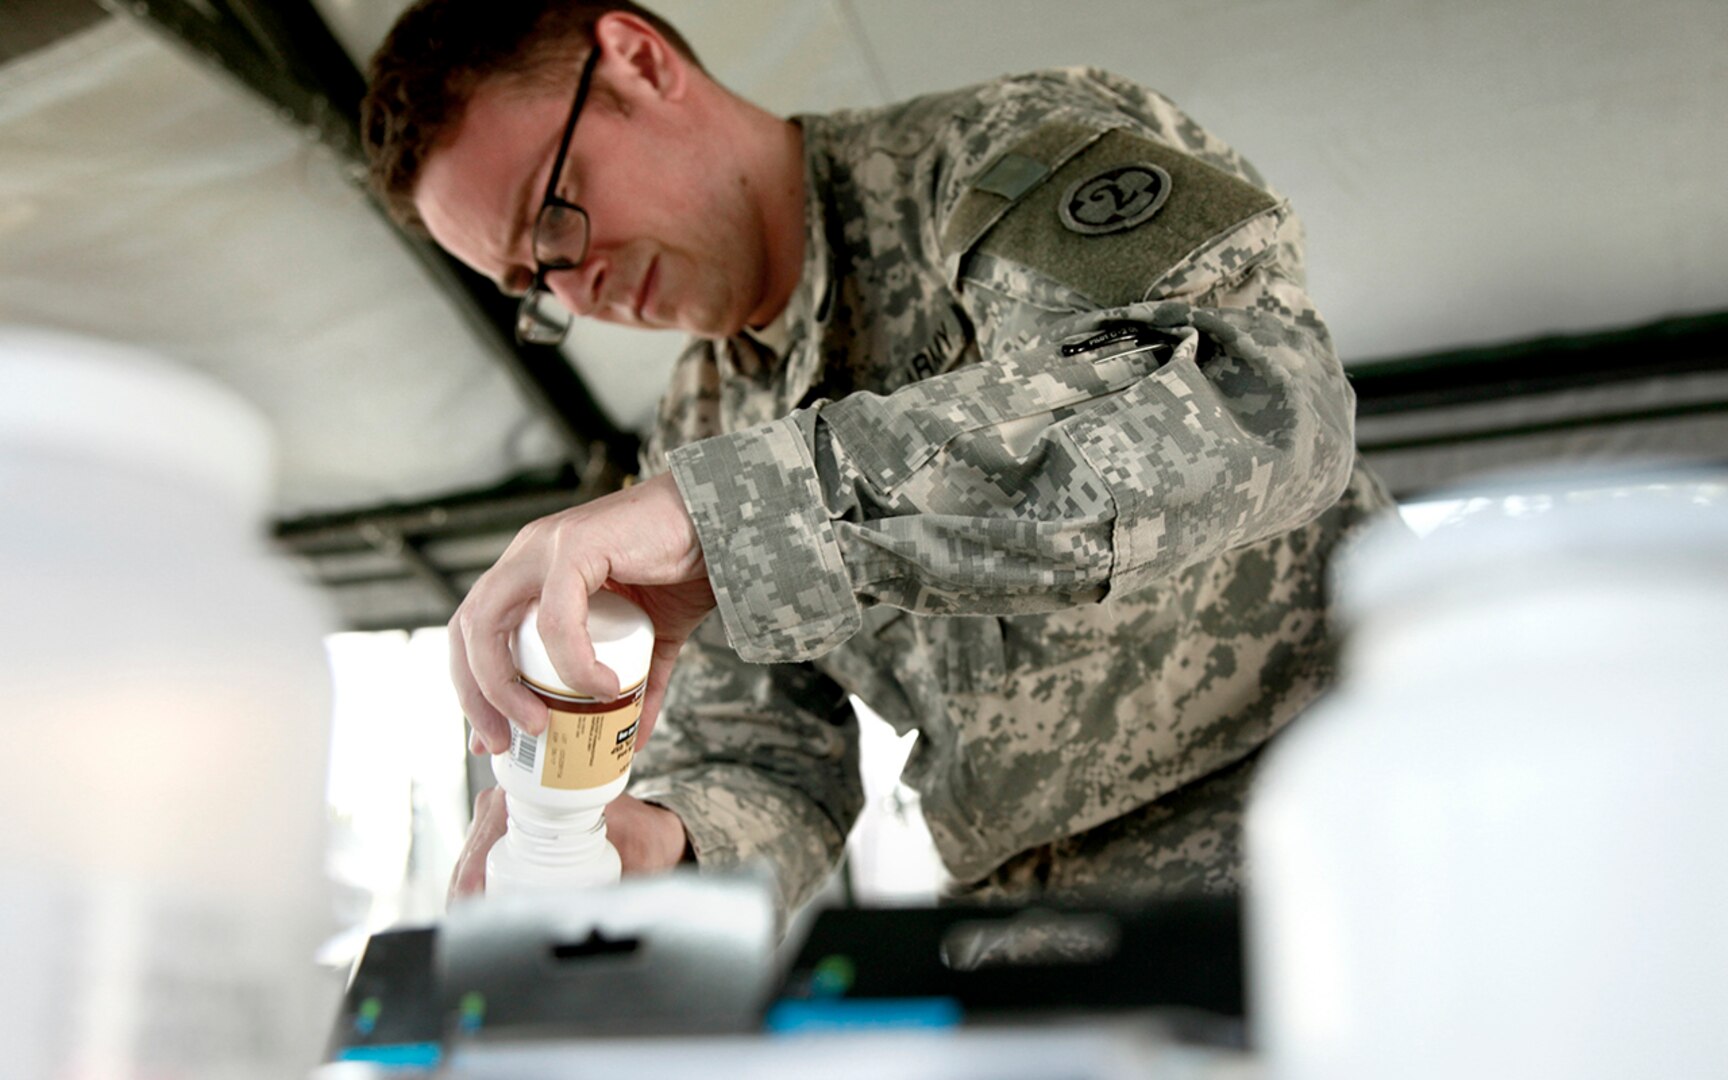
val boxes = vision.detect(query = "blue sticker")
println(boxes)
[765,997,963,1034]
[335,1042,444,1068]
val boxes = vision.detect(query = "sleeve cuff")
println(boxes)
[629,786,736,871]
[667,414,861,663]
[629,774,844,926]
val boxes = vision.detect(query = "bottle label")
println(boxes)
[541,702,639,790]
[517,680,643,791]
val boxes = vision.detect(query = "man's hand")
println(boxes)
[451,472,713,755]
[448,786,508,902]
[447,789,694,903]
[605,791,695,871]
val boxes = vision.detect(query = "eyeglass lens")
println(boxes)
[533,204,589,269]
[516,288,572,345]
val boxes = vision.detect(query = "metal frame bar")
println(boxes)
[276,467,594,556]
[355,522,464,616]
[1349,312,1728,417]
[2,0,112,65]
[1360,400,1728,456]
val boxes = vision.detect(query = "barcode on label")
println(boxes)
[513,729,537,774]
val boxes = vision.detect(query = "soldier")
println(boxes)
[362,1,1397,921]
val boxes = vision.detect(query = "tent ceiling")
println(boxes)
[3,0,1724,630]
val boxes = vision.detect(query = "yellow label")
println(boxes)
[540,699,641,790]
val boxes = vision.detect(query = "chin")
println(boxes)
[679,307,746,341]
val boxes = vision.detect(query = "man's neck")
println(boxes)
[741,111,807,332]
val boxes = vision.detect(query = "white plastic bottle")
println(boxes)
[0,328,336,1078]
[1247,480,1728,1080]
[486,592,654,895]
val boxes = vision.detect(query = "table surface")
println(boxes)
[316,1023,1261,1080]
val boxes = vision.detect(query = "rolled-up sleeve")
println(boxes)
[669,242,1356,663]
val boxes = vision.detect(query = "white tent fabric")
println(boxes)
[652,0,1728,362]
[0,18,563,517]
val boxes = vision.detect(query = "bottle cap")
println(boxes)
[514,591,654,699]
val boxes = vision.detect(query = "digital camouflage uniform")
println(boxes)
[626,68,1395,920]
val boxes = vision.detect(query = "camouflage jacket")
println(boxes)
[629,68,1394,918]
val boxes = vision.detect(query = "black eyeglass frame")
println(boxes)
[514,45,602,346]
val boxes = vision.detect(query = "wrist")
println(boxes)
[611,794,694,874]
[649,799,696,867]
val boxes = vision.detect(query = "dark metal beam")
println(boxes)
[1360,400,1728,456]
[1348,311,1728,416]
[401,241,643,475]
[356,521,463,617]
[276,466,596,556]
[100,0,354,155]
[2,0,111,65]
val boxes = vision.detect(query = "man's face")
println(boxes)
[413,67,772,339]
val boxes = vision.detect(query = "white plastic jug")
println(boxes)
[0,328,337,1078]
[1248,478,1728,1079]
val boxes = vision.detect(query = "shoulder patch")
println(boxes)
[951,127,1280,307]
[1058,162,1171,235]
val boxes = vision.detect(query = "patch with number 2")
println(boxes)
[1058,163,1172,236]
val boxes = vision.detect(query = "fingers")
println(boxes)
[446,488,711,746]
[449,627,513,753]
[537,568,621,701]
[448,786,509,904]
[450,584,549,741]
[467,615,550,735]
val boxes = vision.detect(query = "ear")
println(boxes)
[593,12,688,104]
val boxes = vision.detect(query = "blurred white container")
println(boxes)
[1248,479,1728,1079]
[0,328,336,1078]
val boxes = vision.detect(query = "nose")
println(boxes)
[546,258,605,320]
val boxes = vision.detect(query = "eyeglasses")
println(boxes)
[514,46,601,346]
